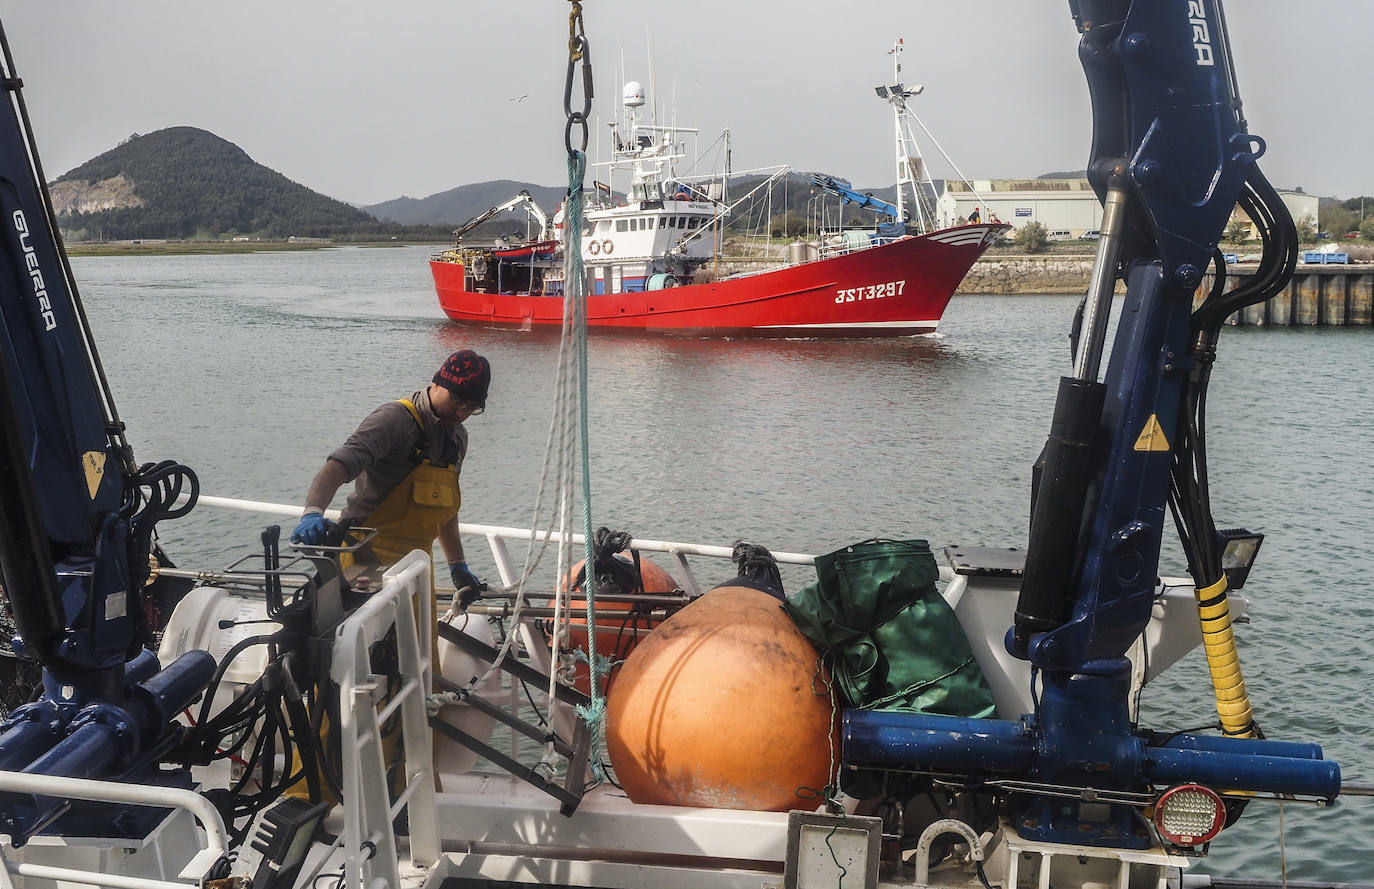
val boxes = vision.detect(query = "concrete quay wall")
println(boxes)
[957,257,1096,294]
[961,257,1374,327]
[1203,264,1374,326]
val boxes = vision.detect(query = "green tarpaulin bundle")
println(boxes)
[784,539,996,718]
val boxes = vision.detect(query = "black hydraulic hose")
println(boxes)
[1172,164,1297,585]
[190,633,278,752]
[1193,170,1296,335]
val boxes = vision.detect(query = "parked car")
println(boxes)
[1343,231,1361,239]
[1047,229,1073,241]
[1079,230,1101,240]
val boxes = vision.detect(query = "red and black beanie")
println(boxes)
[433,350,491,409]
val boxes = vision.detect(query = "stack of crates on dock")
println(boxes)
[1303,250,1349,264]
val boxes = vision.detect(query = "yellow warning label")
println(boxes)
[81,451,107,499]
[1134,415,1171,452]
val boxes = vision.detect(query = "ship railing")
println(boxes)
[181,494,962,599]
[0,771,228,889]
[816,231,904,260]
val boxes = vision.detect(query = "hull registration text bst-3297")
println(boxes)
[835,280,906,304]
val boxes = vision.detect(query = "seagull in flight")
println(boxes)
[509,94,528,102]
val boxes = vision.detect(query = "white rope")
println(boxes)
[448,197,586,700]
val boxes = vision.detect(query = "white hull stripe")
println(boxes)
[926,231,993,246]
[756,319,938,330]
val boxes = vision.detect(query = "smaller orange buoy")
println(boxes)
[559,554,679,696]
[606,584,837,811]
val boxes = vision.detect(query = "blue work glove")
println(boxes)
[290,512,337,545]
[449,561,487,608]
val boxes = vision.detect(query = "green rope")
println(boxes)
[565,149,607,775]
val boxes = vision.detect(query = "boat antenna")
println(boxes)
[877,38,992,230]
[889,39,908,227]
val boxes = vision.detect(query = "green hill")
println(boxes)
[51,127,421,241]
[364,180,566,228]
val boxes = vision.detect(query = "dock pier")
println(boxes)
[1203,264,1374,326]
[963,258,1373,327]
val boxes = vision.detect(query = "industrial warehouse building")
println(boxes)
[936,178,1318,239]
[937,179,1102,235]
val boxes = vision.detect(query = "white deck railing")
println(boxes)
[180,494,959,596]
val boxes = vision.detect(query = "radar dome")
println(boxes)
[622,81,646,107]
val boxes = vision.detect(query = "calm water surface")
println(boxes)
[71,245,1373,882]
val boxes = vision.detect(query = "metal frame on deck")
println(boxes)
[0,773,228,889]
[332,552,440,888]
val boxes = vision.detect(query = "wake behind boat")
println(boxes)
[430,41,1007,338]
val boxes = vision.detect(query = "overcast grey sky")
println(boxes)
[3,2,1368,207]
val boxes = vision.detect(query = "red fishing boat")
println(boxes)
[431,41,1007,338]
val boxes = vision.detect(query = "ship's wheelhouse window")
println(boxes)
[648,217,657,230]
[638,218,647,231]
[616,219,628,232]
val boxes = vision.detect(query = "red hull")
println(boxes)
[431,224,1004,338]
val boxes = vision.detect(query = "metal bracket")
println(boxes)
[433,621,593,815]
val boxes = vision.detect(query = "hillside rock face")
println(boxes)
[50,173,143,215]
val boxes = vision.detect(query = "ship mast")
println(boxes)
[876,38,933,234]
[891,40,906,226]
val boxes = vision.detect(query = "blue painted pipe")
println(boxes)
[0,700,67,771]
[17,651,215,778]
[1145,745,1341,798]
[1152,731,1324,762]
[844,709,1340,800]
[123,649,160,685]
[22,716,123,780]
[844,710,1035,774]
[129,650,216,731]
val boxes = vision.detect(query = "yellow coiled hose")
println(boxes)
[1194,575,1257,739]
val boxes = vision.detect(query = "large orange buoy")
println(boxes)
[561,554,679,696]
[606,584,836,811]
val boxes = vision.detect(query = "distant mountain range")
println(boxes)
[362,181,566,228]
[45,126,930,242]
[59,126,1329,243]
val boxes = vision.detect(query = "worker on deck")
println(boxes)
[290,349,490,606]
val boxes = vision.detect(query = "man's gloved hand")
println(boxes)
[449,561,487,608]
[290,512,337,545]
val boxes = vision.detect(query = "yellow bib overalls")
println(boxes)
[293,399,460,801]
[345,397,460,587]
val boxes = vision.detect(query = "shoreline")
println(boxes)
[64,240,445,257]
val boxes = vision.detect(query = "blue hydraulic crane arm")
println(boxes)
[0,24,214,839]
[844,0,1337,850]
[809,175,906,222]
[0,49,129,668]
[0,28,197,681]
[1015,0,1261,671]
